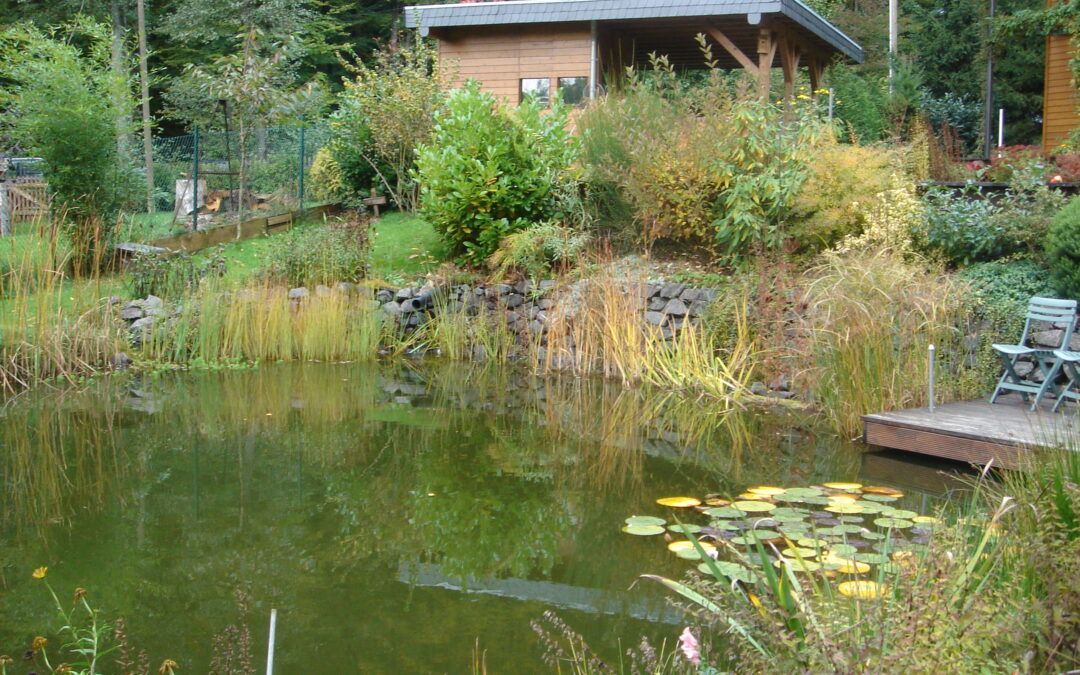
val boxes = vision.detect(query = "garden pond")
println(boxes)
[0,363,967,672]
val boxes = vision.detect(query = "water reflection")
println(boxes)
[0,363,962,672]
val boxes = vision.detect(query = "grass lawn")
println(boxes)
[369,212,449,282]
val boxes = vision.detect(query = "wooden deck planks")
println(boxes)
[863,398,1079,469]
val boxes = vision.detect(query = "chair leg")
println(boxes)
[991,353,1027,404]
[1054,362,1079,413]
[1033,357,1065,411]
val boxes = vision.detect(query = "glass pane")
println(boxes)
[520,78,550,105]
[558,77,589,106]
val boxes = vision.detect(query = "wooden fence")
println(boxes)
[3,180,48,225]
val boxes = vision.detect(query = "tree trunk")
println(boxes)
[110,0,129,158]
[136,0,155,214]
[238,120,248,239]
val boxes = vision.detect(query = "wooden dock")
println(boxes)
[863,398,1079,469]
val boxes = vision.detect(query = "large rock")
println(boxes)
[288,287,309,300]
[644,311,667,326]
[395,287,415,301]
[660,282,685,299]
[504,294,524,309]
[120,305,145,321]
[381,301,402,316]
[662,298,689,317]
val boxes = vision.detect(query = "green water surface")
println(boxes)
[0,363,964,672]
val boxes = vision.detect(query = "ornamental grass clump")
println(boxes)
[800,250,967,437]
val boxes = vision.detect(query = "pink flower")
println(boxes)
[678,627,700,666]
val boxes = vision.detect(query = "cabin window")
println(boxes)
[558,77,589,106]
[520,78,551,105]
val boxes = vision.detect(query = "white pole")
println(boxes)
[928,344,936,413]
[888,0,898,94]
[266,608,278,675]
[997,108,1004,147]
[589,20,598,100]
[0,181,9,237]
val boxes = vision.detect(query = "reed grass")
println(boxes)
[800,250,968,438]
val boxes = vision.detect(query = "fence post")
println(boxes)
[297,122,306,217]
[0,181,9,237]
[192,126,200,232]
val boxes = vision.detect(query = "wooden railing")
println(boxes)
[5,180,48,224]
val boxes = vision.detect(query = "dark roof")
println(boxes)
[404,0,863,63]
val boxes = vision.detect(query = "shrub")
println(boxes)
[487,222,592,278]
[416,81,580,266]
[307,146,348,203]
[789,140,895,252]
[578,55,824,256]
[834,174,922,255]
[332,36,443,211]
[263,219,370,287]
[1,19,139,273]
[915,188,1012,266]
[827,63,888,143]
[1048,197,1080,298]
[126,249,227,298]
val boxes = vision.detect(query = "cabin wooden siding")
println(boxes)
[1044,33,1078,149]
[435,24,593,102]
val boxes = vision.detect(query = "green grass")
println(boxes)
[369,212,449,282]
[117,211,187,242]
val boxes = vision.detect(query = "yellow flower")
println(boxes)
[72,587,87,605]
[0,655,13,666]
[31,636,47,652]
[159,658,179,675]
[32,566,47,580]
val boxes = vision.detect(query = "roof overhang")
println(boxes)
[404,0,863,63]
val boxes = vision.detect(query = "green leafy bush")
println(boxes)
[1048,197,1080,298]
[487,221,592,278]
[1,19,140,272]
[263,219,370,287]
[126,249,227,298]
[915,189,1012,265]
[416,80,579,266]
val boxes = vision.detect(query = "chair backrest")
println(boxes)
[1020,296,1078,348]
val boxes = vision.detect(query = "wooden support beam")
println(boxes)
[757,28,775,99]
[778,34,801,106]
[707,27,758,76]
[808,58,825,95]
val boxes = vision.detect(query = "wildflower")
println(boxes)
[31,567,47,580]
[56,664,71,673]
[159,658,179,674]
[0,655,12,666]
[31,637,47,652]
[72,587,87,605]
[677,627,700,666]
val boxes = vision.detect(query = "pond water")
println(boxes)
[0,363,966,672]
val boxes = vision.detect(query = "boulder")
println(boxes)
[662,298,689,317]
[288,287,309,300]
[504,294,524,309]
[143,295,164,310]
[120,305,145,321]
[660,282,685,299]
[679,288,701,302]
[381,301,402,316]
[112,352,133,370]
[395,287,415,301]
[334,282,357,294]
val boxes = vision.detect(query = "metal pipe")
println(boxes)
[589,20,598,100]
[928,344,937,413]
[998,108,1004,147]
[297,122,306,215]
[191,126,199,232]
[888,0,897,94]
[266,608,278,675]
[827,88,834,121]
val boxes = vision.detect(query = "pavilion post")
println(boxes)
[757,28,775,100]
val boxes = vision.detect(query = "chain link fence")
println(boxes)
[149,124,329,232]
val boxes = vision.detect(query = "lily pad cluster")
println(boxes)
[623,483,939,598]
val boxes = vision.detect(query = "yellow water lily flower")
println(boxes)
[32,566,47,580]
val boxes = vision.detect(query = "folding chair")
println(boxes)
[990,296,1078,410]
[1050,350,1080,412]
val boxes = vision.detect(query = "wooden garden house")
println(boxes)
[403,0,863,105]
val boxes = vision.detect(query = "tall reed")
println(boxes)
[800,250,967,438]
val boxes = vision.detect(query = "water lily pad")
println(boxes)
[861,493,900,503]
[736,492,762,500]
[874,517,914,529]
[781,546,818,559]
[625,516,666,527]
[779,525,810,538]
[708,520,740,531]
[657,496,701,508]
[784,487,826,498]
[823,482,863,491]
[668,540,716,559]
[704,497,730,506]
[731,530,782,545]
[881,509,918,520]
[827,494,859,503]
[861,531,886,540]
[801,496,832,505]
[853,552,889,565]
[837,515,865,524]
[824,555,870,574]
[747,486,786,496]
[862,486,904,497]
[774,558,821,572]
[852,501,888,513]
[622,524,666,536]
[668,523,703,534]
[732,500,776,513]
[838,580,885,599]
[771,507,810,518]
[829,524,867,535]
[797,538,829,549]
[912,515,938,525]
[704,506,744,518]
[825,504,865,514]
[829,543,858,557]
